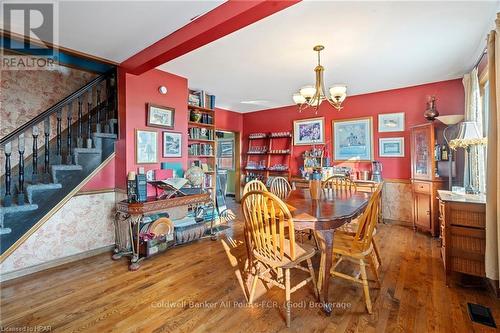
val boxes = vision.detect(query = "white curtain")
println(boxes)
[463,68,486,193]
[485,12,500,288]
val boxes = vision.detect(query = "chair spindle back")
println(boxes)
[241,191,296,262]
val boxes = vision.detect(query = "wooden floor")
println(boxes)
[1,200,499,333]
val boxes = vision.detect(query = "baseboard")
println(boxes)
[0,245,113,282]
[487,278,500,298]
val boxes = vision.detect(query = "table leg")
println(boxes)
[129,214,142,271]
[315,229,335,316]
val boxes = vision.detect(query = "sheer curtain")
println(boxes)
[485,12,500,290]
[463,68,486,193]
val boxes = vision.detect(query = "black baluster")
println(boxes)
[87,90,93,148]
[18,134,25,205]
[96,87,101,133]
[66,102,73,164]
[56,109,62,164]
[44,118,50,181]
[3,142,12,207]
[104,79,110,133]
[77,97,83,148]
[32,126,39,183]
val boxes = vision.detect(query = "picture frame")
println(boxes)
[293,117,325,145]
[217,139,235,170]
[378,112,405,132]
[162,131,182,157]
[135,129,158,164]
[379,137,405,157]
[147,103,175,129]
[332,117,373,161]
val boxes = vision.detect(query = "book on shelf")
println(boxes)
[188,127,214,140]
[187,89,216,110]
[188,143,214,156]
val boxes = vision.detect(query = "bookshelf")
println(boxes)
[187,90,216,197]
[244,132,292,185]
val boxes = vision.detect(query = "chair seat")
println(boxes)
[253,238,316,269]
[332,234,373,259]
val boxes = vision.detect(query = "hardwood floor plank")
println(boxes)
[1,204,498,333]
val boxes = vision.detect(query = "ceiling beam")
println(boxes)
[120,0,300,75]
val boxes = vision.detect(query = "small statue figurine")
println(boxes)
[424,96,439,121]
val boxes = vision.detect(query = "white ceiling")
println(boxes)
[5,0,222,63]
[160,0,500,112]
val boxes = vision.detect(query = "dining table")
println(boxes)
[284,189,371,315]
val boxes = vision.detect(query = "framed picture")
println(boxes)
[162,131,182,157]
[293,117,325,145]
[217,139,235,170]
[379,137,405,157]
[147,103,175,129]
[136,129,158,164]
[378,112,405,132]
[332,117,373,161]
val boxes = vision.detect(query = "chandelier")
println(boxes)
[292,45,347,113]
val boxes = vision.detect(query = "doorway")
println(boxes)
[216,130,241,202]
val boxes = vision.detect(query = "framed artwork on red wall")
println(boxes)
[147,103,175,129]
[293,117,325,145]
[136,129,158,164]
[332,117,373,161]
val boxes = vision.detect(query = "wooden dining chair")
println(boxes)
[242,191,318,328]
[336,182,384,269]
[269,176,292,199]
[322,175,357,192]
[323,184,383,314]
[243,179,268,195]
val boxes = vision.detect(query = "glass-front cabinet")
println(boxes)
[410,123,447,237]
[411,124,433,180]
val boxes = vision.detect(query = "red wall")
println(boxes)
[84,69,244,192]
[216,107,243,133]
[242,79,464,180]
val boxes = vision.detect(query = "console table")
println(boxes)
[113,193,213,270]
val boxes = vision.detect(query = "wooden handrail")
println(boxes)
[0,69,115,146]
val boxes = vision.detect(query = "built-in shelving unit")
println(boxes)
[187,89,217,197]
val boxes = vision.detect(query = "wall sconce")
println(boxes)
[158,86,168,95]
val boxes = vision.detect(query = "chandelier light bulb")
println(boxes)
[293,93,306,105]
[299,85,316,100]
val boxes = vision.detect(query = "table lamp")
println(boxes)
[449,121,487,194]
[436,115,464,190]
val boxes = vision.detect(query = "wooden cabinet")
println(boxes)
[438,190,486,285]
[410,123,447,236]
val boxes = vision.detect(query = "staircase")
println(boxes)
[0,70,118,258]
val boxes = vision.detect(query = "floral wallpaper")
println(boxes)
[0,66,96,138]
[0,192,117,274]
[0,66,97,175]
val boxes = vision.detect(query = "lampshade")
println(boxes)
[449,121,486,149]
[293,93,306,105]
[300,86,316,99]
[455,121,481,140]
[436,115,464,126]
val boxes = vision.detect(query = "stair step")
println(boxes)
[0,203,38,214]
[73,148,102,154]
[25,183,62,204]
[51,164,83,183]
[92,133,117,139]
[73,148,102,166]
